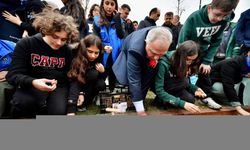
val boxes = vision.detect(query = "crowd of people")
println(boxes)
[0,0,250,118]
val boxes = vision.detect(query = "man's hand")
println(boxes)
[67,113,76,116]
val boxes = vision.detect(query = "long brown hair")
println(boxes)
[62,0,86,26]
[67,34,102,84]
[99,0,118,26]
[170,40,200,78]
[88,4,100,18]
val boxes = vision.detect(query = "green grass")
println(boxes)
[75,90,214,116]
[76,91,166,115]
[76,104,100,115]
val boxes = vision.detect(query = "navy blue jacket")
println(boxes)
[236,9,250,48]
[138,16,156,30]
[113,27,158,102]
[0,0,26,42]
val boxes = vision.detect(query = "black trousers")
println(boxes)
[196,73,213,97]
[164,77,195,103]
[83,69,106,106]
[10,86,68,118]
[104,54,116,91]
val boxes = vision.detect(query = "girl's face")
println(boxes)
[93,6,100,17]
[61,0,69,5]
[103,0,116,16]
[133,22,138,30]
[43,31,68,50]
[86,45,100,62]
[186,54,198,66]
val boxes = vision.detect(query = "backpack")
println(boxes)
[0,39,15,71]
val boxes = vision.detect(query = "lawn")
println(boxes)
[76,91,159,115]
[76,91,207,116]
[76,90,250,116]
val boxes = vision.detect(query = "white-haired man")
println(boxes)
[113,27,172,116]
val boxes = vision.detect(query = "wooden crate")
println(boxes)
[99,86,134,113]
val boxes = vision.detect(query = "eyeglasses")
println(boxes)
[210,9,232,21]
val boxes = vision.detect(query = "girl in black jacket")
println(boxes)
[67,34,106,115]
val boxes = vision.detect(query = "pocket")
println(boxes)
[99,30,109,43]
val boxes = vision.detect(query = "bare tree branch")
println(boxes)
[176,0,185,17]
[81,0,90,17]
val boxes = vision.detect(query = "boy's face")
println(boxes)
[120,8,130,20]
[133,22,138,30]
[172,16,178,25]
[207,5,232,24]
[164,15,173,25]
[151,10,161,21]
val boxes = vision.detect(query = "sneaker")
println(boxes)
[202,97,222,110]
[110,90,117,94]
[95,96,100,106]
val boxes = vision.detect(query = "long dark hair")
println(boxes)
[62,0,87,31]
[99,0,118,26]
[67,34,102,84]
[88,4,100,18]
[170,40,200,78]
